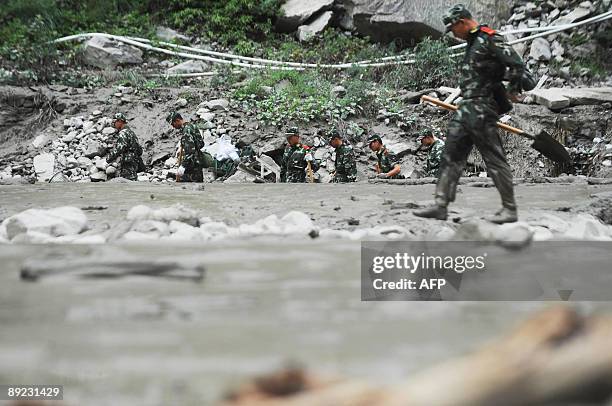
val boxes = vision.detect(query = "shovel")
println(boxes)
[421,95,571,164]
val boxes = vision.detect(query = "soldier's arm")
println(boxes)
[386,164,401,178]
[106,133,126,162]
[181,133,195,157]
[489,34,530,94]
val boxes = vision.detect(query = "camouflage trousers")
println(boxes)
[435,98,516,210]
[285,169,307,183]
[332,171,357,183]
[119,160,139,181]
[181,166,204,183]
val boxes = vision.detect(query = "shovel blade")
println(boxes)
[531,130,571,164]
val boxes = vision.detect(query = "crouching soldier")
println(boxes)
[106,113,145,181]
[329,129,357,183]
[280,127,319,183]
[166,111,206,183]
[367,134,402,179]
[418,129,446,177]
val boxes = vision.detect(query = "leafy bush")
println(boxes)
[257,30,392,65]
[153,0,283,45]
[234,69,381,125]
[380,37,460,90]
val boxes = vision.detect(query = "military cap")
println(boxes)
[285,126,299,138]
[443,4,472,32]
[417,127,434,140]
[166,111,182,124]
[113,113,128,122]
[367,134,382,144]
[327,128,342,143]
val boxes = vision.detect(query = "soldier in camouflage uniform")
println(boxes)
[418,129,446,177]
[367,134,402,179]
[329,129,357,183]
[106,113,144,181]
[414,4,536,224]
[167,111,206,183]
[280,127,319,183]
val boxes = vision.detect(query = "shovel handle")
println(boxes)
[420,95,530,138]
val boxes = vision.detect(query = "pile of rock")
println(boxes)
[0,206,97,244]
[569,135,612,176]
[276,0,512,43]
[38,111,116,182]
[3,203,612,245]
[503,0,611,88]
[1,109,120,183]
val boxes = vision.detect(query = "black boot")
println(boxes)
[485,207,518,224]
[413,204,448,220]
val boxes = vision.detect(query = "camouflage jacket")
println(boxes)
[107,127,142,163]
[426,139,445,177]
[460,26,534,101]
[280,143,319,183]
[333,144,357,182]
[376,146,400,178]
[179,122,206,169]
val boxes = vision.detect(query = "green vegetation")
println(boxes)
[231,38,459,125]
[378,38,460,90]
[570,59,608,78]
[160,0,283,45]
[257,30,394,65]
[0,0,283,83]
[234,69,365,126]
[0,0,459,100]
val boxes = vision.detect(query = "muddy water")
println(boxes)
[1,182,612,405]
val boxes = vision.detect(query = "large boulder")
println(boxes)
[336,0,511,44]
[33,153,55,182]
[276,0,335,32]
[530,87,612,111]
[167,60,209,74]
[82,35,143,69]
[297,10,334,42]
[1,207,88,242]
[529,38,552,61]
[552,5,591,26]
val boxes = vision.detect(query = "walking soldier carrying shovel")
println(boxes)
[414,4,539,224]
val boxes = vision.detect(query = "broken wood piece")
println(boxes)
[223,307,612,406]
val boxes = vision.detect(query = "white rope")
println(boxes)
[124,9,612,66]
[374,9,612,62]
[53,9,612,72]
[54,33,304,70]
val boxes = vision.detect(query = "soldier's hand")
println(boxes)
[177,166,186,177]
[305,153,313,162]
